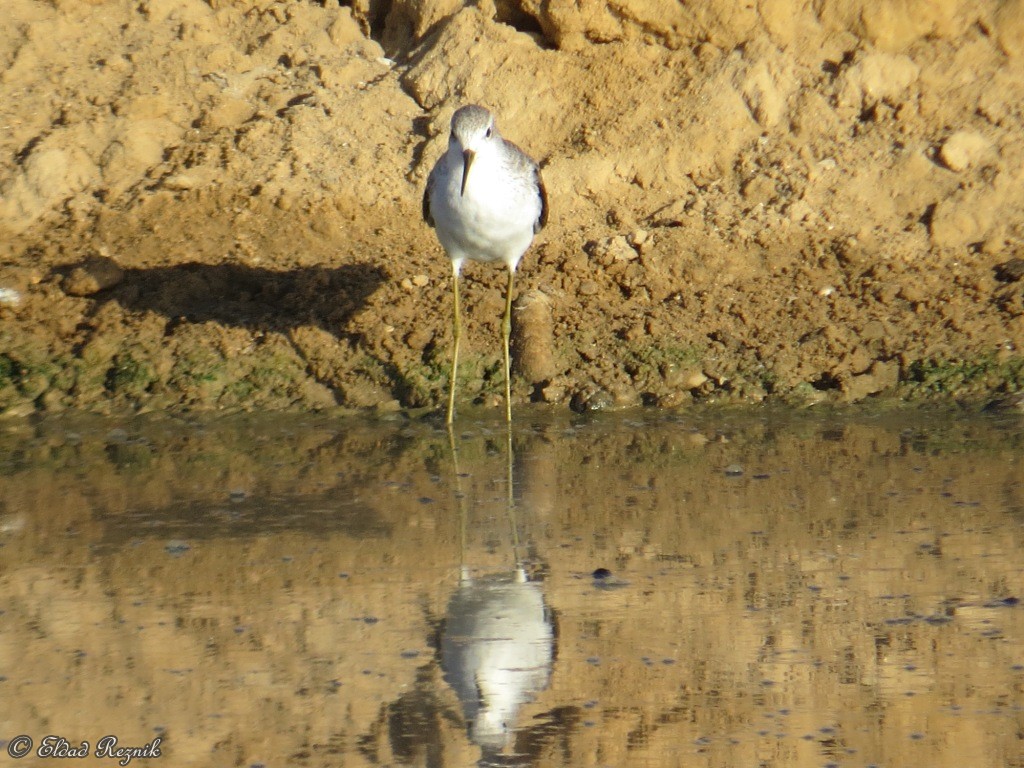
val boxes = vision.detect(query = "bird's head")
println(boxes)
[449,105,498,196]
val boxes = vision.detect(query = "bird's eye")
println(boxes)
[485,127,492,138]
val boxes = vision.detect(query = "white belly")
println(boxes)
[430,148,541,270]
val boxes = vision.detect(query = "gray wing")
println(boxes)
[423,164,436,228]
[535,165,548,233]
[504,139,548,234]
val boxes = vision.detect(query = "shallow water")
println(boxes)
[1,408,1022,768]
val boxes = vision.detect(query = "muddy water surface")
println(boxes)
[1,408,1022,768]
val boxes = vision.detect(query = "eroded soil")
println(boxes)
[2,0,1024,416]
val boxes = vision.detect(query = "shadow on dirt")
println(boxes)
[104,262,386,337]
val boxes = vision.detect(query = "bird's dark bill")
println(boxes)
[460,149,475,197]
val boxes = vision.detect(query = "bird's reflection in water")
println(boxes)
[440,426,555,766]
[441,565,554,764]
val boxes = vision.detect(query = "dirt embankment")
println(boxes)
[1,0,1023,416]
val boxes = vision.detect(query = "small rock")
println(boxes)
[1,402,36,418]
[994,258,1024,283]
[163,169,216,191]
[929,195,994,249]
[787,199,814,223]
[648,198,692,227]
[570,387,614,413]
[741,175,776,205]
[105,428,129,444]
[62,256,124,296]
[410,273,429,287]
[584,236,636,266]
[404,325,433,351]
[274,191,296,211]
[994,0,1024,57]
[591,567,628,589]
[0,266,43,308]
[328,7,364,46]
[627,229,652,253]
[843,345,874,375]
[898,283,926,304]
[165,540,191,556]
[39,389,65,412]
[838,52,920,112]
[860,320,887,341]
[199,96,256,131]
[682,368,709,390]
[840,360,899,402]
[983,393,1024,413]
[539,382,567,403]
[0,287,22,308]
[981,235,1007,255]
[938,131,992,172]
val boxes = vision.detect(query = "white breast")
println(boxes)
[430,142,541,270]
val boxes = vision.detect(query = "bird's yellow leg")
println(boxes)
[503,267,515,422]
[447,264,462,424]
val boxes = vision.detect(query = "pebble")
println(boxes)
[682,369,709,389]
[105,428,129,444]
[570,387,614,413]
[860,320,887,340]
[938,131,992,172]
[994,258,1024,283]
[62,256,125,296]
[539,382,567,403]
[584,235,636,266]
[165,539,190,555]
[0,266,42,309]
[627,229,652,253]
[0,287,22,307]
